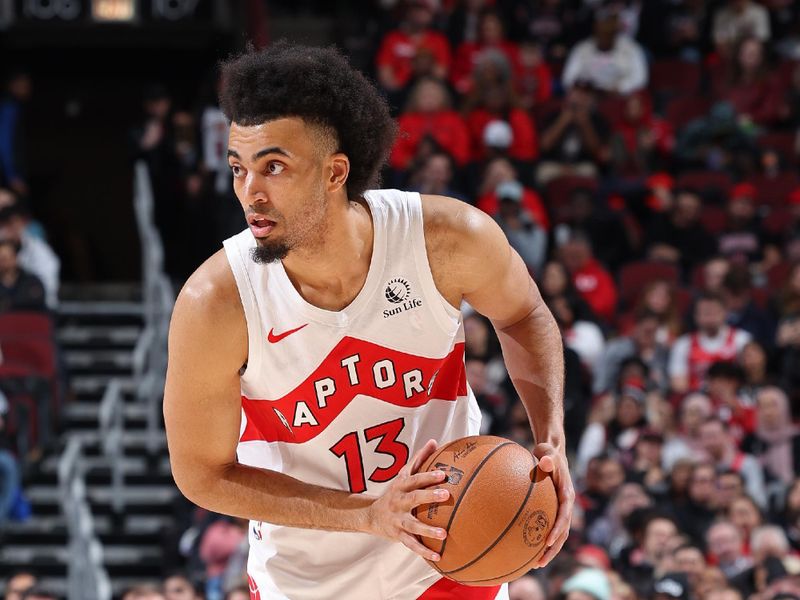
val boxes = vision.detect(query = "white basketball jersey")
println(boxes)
[223,189,485,600]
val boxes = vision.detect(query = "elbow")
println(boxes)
[171,459,226,509]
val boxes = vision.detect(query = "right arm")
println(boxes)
[163,252,448,560]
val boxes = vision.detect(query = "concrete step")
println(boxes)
[0,543,161,565]
[40,453,171,477]
[26,484,177,506]
[64,349,134,370]
[58,324,141,347]
[70,375,136,396]
[58,301,143,317]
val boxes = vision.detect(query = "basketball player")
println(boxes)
[164,43,573,600]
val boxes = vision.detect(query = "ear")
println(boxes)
[327,153,350,193]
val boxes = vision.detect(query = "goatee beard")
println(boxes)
[250,242,291,264]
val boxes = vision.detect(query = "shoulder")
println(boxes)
[173,249,244,332]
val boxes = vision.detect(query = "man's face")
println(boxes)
[695,299,726,335]
[673,193,701,226]
[674,546,706,578]
[228,118,338,264]
[707,524,741,563]
[700,422,728,460]
[4,573,36,600]
[0,244,17,273]
[688,465,716,504]
[163,576,196,600]
[716,473,743,508]
[643,518,678,562]
[597,459,625,495]
[633,317,659,348]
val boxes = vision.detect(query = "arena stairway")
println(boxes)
[0,286,179,598]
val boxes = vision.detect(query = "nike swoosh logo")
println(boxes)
[267,323,308,343]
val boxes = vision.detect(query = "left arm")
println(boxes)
[422,195,574,567]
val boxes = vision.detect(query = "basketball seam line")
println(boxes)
[436,442,515,558]
[441,463,538,576]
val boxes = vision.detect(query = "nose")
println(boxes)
[242,171,267,204]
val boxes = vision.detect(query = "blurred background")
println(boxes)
[3,0,800,599]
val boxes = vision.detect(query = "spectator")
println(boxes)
[121,586,166,600]
[717,470,747,514]
[630,429,669,495]
[477,175,550,232]
[699,257,732,295]
[706,361,756,441]
[553,187,635,273]
[2,571,35,600]
[577,379,648,474]
[390,78,470,171]
[646,190,716,278]
[491,181,547,273]
[407,152,465,200]
[587,482,654,558]
[700,417,767,508]
[516,39,553,112]
[741,386,800,485]
[223,587,249,600]
[558,232,618,324]
[668,293,752,394]
[780,478,800,551]
[0,203,58,308]
[712,0,771,58]
[450,8,519,94]
[635,280,683,344]
[638,0,712,62]
[667,393,714,466]
[163,572,201,600]
[706,520,753,579]
[0,69,32,196]
[0,239,45,313]
[466,357,509,436]
[729,495,764,546]
[740,341,772,401]
[550,293,606,377]
[615,513,679,597]
[537,82,611,186]
[198,517,247,600]
[718,184,766,266]
[463,63,538,164]
[561,568,611,600]
[672,543,708,595]
[652,572,691,600]
[704,585,743,600]
[375,0,451,94]
[721,266,775,348]
[562,4,648,95]
[539,260,597,323]
[508,575,545,600]
[0,392,19,528]
[594,311,670,395]
[716,37,786,128]
[611,92,674,176]
[673,462,719,547]
[19,590,57,600]
[580,454,627,524]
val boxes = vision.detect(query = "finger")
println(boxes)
[399,532,441,562]
[400,469,448,492]
[409,439,439,474]
[537,455,555,473]
[535,528,569,568]
[403,487,450,510]
[546,487,574,547]
[401,516,447,541]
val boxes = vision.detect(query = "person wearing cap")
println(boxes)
[652,572,690,600]
[375,0,451,94]
[560,567,611,600]
[717,182,769,267]
[561,4,648,95]
[491,180,547,274]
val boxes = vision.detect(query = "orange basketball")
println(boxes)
[412,435,558,586]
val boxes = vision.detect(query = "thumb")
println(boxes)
[537,455,555,473]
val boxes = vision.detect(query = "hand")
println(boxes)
[365,439,450,562]
[531,443,574,568]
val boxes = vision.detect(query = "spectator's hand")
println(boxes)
[365,439,449,562]
[531,443,573,568]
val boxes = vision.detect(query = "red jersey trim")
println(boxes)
[240,338,467,444]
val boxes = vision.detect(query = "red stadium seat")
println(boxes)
[767,262,793,289]
[699,205,728,235]
[749,173,800,207]
[758,132,798,163]
[650,60,702,97]
[618,261,680,308]
[763,207,793,236]
[664,96,712,129]
[544,175,598,223]
[751,287,770,310]
[676,170,733,198]
[0,312,54,340]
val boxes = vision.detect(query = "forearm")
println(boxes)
[177,461,373,533]
[494,301,565,448]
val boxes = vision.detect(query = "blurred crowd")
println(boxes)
[6,0,800,598]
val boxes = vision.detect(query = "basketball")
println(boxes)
[413,435,557,586]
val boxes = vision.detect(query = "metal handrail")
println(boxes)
[58,437,111,600]
[98,379,124,514]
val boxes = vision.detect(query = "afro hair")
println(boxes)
[219,42,397,201]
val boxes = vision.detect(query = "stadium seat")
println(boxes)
[699,205,728,235]
[767,261,793,289]
[758,132,797,163]
[0,312,54,339]
[749,173,800,206]
[543,175,598,222]
[664,96,713,129]
[650,60,702,98]
[676,170,732,199]
[762,207,793,236]
[618,261,680,308]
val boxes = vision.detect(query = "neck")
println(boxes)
[281,195,374,309]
